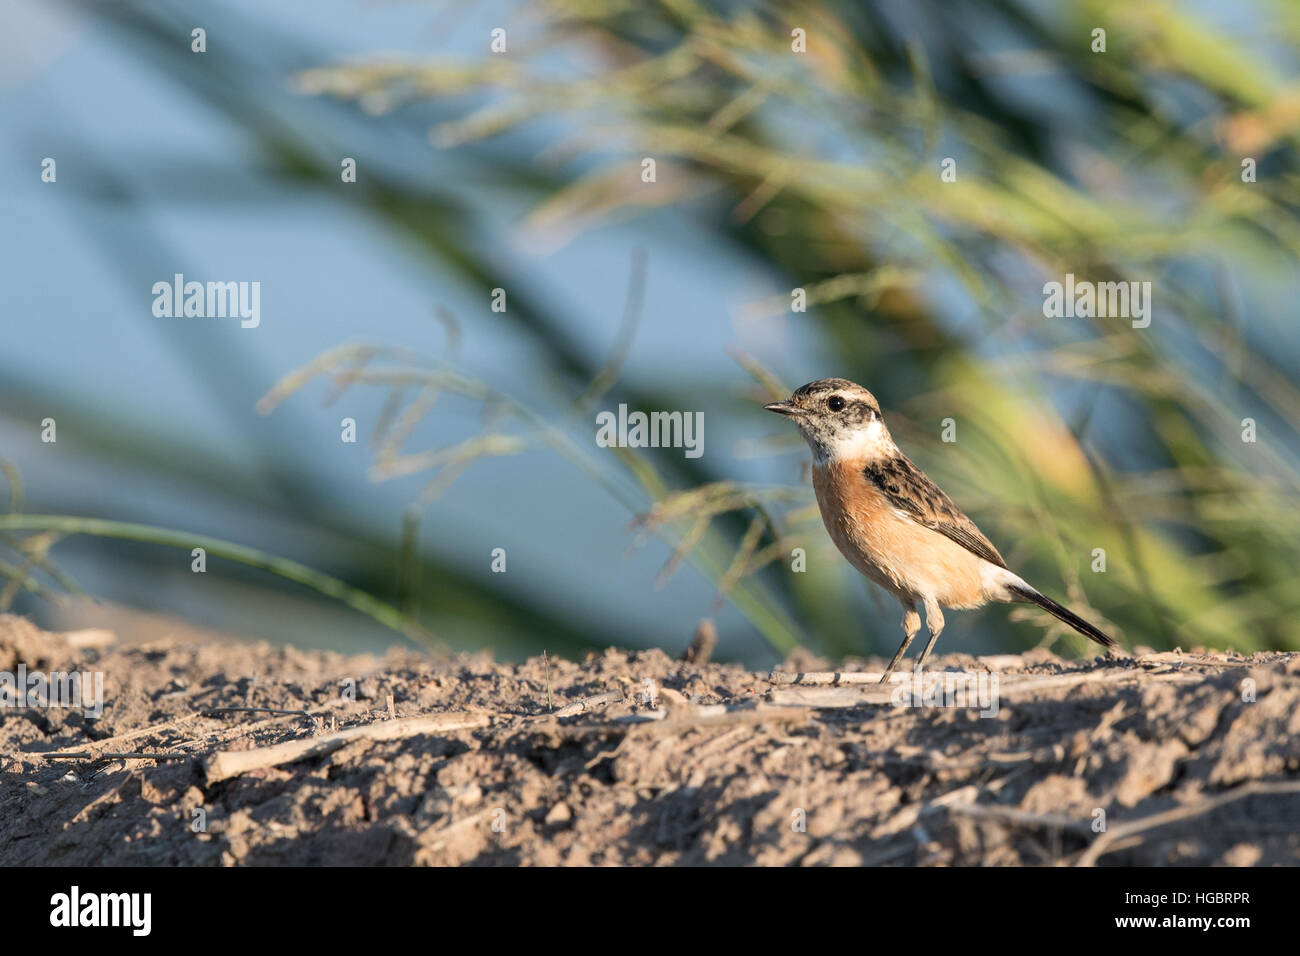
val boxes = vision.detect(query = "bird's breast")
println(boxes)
[811,459,907,590]
[811,458,986,606]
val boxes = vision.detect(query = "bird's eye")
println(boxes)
[827,395,846,412]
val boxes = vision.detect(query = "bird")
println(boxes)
[764,377,1116,683]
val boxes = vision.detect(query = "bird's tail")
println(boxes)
[1006,583,1116,649]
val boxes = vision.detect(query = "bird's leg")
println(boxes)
[879,600,921,685]
[914,599,946,672]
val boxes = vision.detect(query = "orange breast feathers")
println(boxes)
[811,458,990,608]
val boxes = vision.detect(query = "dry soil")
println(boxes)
[2,614,1298,866]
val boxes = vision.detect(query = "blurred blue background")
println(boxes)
[4,0,1298,664]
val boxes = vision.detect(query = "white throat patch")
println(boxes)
[809,419,893,464]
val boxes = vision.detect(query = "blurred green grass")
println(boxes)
[278,0,1300,653]
[5,0,1299,659]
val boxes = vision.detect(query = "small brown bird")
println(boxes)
[765,378,1116,682]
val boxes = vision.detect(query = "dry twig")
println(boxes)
[204,712,489,783]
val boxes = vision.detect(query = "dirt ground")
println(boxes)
[2,613,1298,866]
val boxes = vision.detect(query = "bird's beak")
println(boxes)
[764,400,803,417]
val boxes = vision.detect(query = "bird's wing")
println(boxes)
[862,456,1008,569]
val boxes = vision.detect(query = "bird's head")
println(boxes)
[764,378,892,463]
